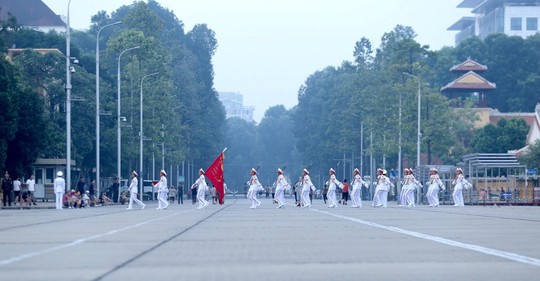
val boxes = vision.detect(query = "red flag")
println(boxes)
[206,150,225,204]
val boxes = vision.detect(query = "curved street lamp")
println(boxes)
[117,46,140,187]
[139,72,159,200]
[95,21,121,195]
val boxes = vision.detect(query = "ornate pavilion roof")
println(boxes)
[449,57,488,72]
[441,71,496,92]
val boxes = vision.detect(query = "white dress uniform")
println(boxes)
[301,174,314,208]
[327,174,341,208]
[351,173,365,208]
[127,176,145,210]
[404,174,420,207]
[247,174,263,208]
[156,175,169,209]
[274,174,288,208]
[427,173,444,207]
[372,174,391,208]
[194,174,209,209]
[53,172,65,210]
[452,173,469,207]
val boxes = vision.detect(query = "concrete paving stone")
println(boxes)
[0,198,539,281]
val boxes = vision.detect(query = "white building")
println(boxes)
[449,0,540,45]
[218,92,255,122]
[0,0,66,33]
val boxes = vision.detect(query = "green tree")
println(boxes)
[472,118,529,153]
[519,140,540,170]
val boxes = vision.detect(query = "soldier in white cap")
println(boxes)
[372,168,392,207]
[156,170,169,209]
[398,169,409,206]
[426,168,444,207]
[192,168,209,209]
[350,168,366,208]
[127,171,145,210]
[301,169,314,208]
[247,168,263,208]
[53,171,65,210]
[403,168,420,207]
[327,168,341,208]
[274,168,289,208]
[452,168,470,207]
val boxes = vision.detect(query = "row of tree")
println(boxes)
[0,1,224,187]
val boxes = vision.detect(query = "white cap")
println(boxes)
[199,168,205,174]
[160,169,167,176]
[456,168,463,173]
[329,168,335,174]
[353,168,360,174]
[382,169,388,175]
[303,169,309,174]
[251,168,257,174]
[132,171,138,177]
[57,171,63,177]
[277,168,283,174]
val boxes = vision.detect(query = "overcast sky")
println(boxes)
[43,0,471,122]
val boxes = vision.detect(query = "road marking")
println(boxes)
[0,210,192,267]
[312,209,540,268]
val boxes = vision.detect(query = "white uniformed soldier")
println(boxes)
[452,168,470,207]
[372,168,392,208]
[427,168,444,207]
[156,170,169,209]
[350,168,366,208]
[274,168,289,208]
[127,171,145,210]
[193,168,209,209]
[53,171,65,210]
[301,169,314,208]
[327,168,341,208]
[247,168,263,208]
[404,168,420,208]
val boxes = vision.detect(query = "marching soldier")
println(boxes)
[327,168,341,208]
[247,168,263,208]
[126,171,145,210]
[350,168,366,208]
[192,168,209,209]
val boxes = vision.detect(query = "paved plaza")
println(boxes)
[1,198,540,281]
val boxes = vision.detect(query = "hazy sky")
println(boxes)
[43,0,471,122]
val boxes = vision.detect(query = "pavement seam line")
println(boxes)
[311,208,540,268]
[0,209,194,267]
[91,202,234,281]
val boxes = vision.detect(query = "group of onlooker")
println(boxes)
[1,171,38,209]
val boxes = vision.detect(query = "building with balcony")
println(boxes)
[449,0,540,45]
[218,92,255,122]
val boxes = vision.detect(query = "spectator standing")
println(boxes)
[168,186,177,203]
[177,182,184,204]
[53,171,65,210]
[322,184,328,204]
[341,179,349,205]
[26,175,37,206]
[13,177,21,205]
[191,183,197,204]
[77,177,86,195]
[2,171,13,207]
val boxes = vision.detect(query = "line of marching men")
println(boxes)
[51,165,472,210]
[244,166,472,209]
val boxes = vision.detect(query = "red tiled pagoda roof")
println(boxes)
[441,71,496,92]
[449,58,488,72]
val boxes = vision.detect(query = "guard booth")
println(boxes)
[458,153,529,204]
[32,158,76,201]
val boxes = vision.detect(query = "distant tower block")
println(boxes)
[441,57,496,108]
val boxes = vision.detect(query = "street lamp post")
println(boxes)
[117,46,140,183]
[139,72,158,200]
[96,21,121,195]
[65,0,72,191]
[403,72,421,168]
